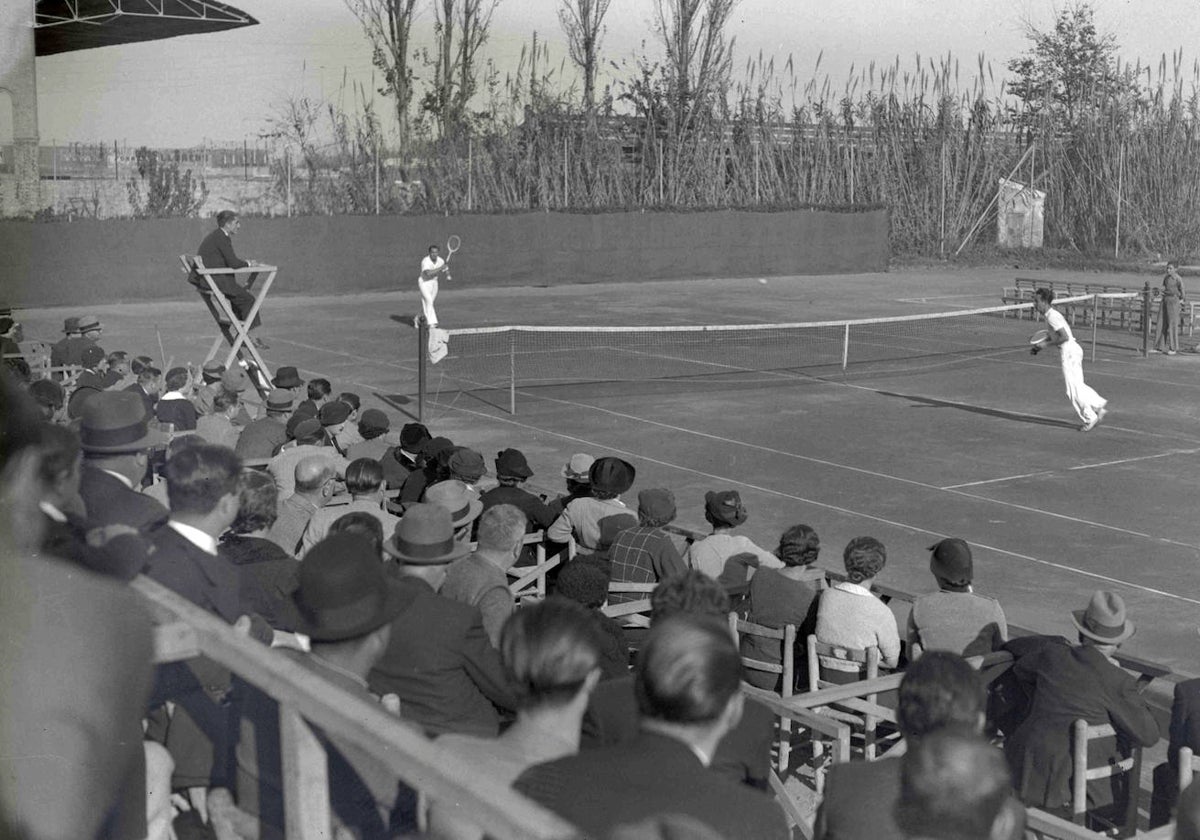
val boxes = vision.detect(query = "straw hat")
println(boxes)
[423,480,483,528]
[1072,590,1135,644]
[383,503,471,565]
[562,453,595,481]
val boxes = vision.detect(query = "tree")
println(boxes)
[558,0,612,111]
[1006,2,1138,129]
[653,0,739,130]
[345,0,421,149]
[422,0,501,136]
[125,148,208,218]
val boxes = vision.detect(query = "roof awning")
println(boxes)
[35,0,258,56]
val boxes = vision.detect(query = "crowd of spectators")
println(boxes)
[1,312,1197,840]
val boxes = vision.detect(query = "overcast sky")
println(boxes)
[25,0,1200,147]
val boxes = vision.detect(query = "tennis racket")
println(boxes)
[1028,329,1050,346]
[445,234,461,263]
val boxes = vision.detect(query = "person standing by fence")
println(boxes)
[1153,261,1187,355]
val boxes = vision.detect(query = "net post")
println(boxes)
[509,330,516,415]
[417,319,427,422]
[842,324,850,371]
[1091,294,1098,363]
[1142,281,1152,357]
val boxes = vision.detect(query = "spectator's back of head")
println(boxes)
[307,378,332,402]
[476,503,527,553]
[896,729,1015,840]
[345,457,384,495]
[897,651,985,740]
[337,391,360,412]
[28,379,65,419]
[164,366,190,393]
[165,443,242,515]
[777,524,820,567]
[651,570,730,624]
[294,456,335,494]
[635,613,742,725]
[231,470,278,534]
[555,560,609,609]
[843,535,886,583]
[500,596,603,711]
[329,510,384,556]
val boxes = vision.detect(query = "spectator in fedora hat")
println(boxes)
[480,448,556,561]
[235,388,293,461]
[370,504,517,736]
[424,478,484,543]
[235,532,418,837]
[547,456,638,561]
[48,315,82,375]
[608,488,687,605]
[379,421,430,490]
[908,538,1008,660]
[272,365,304,391]
[548,452,595,518]
[684,489,782,582]
[1002,590,1159,822]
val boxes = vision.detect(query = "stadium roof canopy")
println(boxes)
[35,0,258,56]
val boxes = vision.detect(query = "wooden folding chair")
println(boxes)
[179,254,275,398]
[506,533,558,601]
[1071,719,1144,837]
[730,615,797,773]
[806,636,883,760]
[605,582,657,630]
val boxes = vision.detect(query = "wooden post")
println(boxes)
[939,142,947,257]
[280,704,332,839]
[1114,143,1124,259]
[375,135,380,215]
[657,139,663,204]
[417,319,427,423]
[286,150,292,218]
[754,141,760,203]
[243,136,248,182]
[563,134,569,208]
[467,137,473,211]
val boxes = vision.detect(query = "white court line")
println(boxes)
[942,471,1056,489]
[427,394,1200,606]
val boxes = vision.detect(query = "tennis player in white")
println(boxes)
[1030,287,1108,431]
[416,244,449,327]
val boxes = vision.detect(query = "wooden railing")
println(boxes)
[132,576,580,840]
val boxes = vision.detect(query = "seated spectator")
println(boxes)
[48,315,82,373]
[103,350,131,389]
[123,364,161,418]
[396,435,455,510]
[479,448,556,553]
[815,651,989,840]
[684,489,782,582]
[271,365,305,400]
[300,457,400,556]
[815,536,901,680]
[140,432,202,509]
[441,503,522,646]
[548,452,594,518]
[547,456,638,562]
[213,366,255,425]
[908,538,1007,659]
[293,376,331,419]
[29,377,66,423]
[77,314,106,358]
[378,421,430,490]
[155,365,199,431]
[1152,677,1200,827]
[266,455,337,556]
[318,400,353,453]
[896,729,1022,840]
[516,612,790,840]
[235,533,417,838]
[369,504,517,736]
[1,373,155,840]
[608,488,687,605]
[430,597,605,840]
[742,523,823,691]
[329,510,385,559]
[333,391,363,451]
[66,344,109,418]
[424,478,484,545]
[190,360,225,413]
[1003,591,1159,825]
[220,470,301,632]
[195,388,242,449]
[234,388,292,460]
[267,417,348,499]
[448,446,494,492]
[554,558,630,679]
[345,408,393,462]
[582,571,776,789]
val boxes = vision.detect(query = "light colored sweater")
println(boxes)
[814,581,901,671]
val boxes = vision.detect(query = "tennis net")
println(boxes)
[419,292,1147,414]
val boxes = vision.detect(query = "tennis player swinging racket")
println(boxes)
[415,235,461,328]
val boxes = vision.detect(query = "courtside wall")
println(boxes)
[0,208,889,307]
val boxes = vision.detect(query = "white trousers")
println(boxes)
[418,277,439,326]
[1060,340,1105,423]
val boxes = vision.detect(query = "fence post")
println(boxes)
[1142,281,1153,357]
[509,331,517,416]
[1114,143,1124,259]
[657,139,663,204]
[563,134,569,208]
[375,136,380,215]
[754,141,760,204]
[286,150,292,218]
[279,704,332,839]
[467,137,473,211]
[417,319,427,422]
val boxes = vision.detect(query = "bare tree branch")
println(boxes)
[344,0,421,150]
[557,0,612,111]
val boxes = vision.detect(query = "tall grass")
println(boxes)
[284,42,1200,259]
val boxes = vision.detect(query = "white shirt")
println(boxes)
[419,255,445,283]
[1045,307,1075,344]
[167,520,219,556]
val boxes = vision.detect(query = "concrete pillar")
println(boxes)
[0,0,39,216]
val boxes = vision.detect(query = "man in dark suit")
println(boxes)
[1151,677,1200,826]
[193,210,267,346]
[581,570,775,789]
[516,613,790,840]
[1003,591,1159,828]
[368,504,517,737]
[814,651,992,840]
[77,390,169,548]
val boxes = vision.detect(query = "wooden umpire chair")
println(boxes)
[1071,719,1144,837]
[806,637,889,762]
[1182,746,1200,791]
[729,615,797,773]
[179,254,275,399]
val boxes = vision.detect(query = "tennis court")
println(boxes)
[19,265,1200,675]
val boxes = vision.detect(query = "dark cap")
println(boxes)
[360,408,389,435]
[273,366,304,389]
[400,422,431,450]
[704,490,747,527]
[929,538,973,588]
[589,456,636,495]
[638,488,676,523]
[293,417,324,442]
[80,345,106,368]
[319,400,351,426]
[495,448,533,479]
[449,448,487,482]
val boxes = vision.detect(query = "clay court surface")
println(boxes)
[21,265,1200,676]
